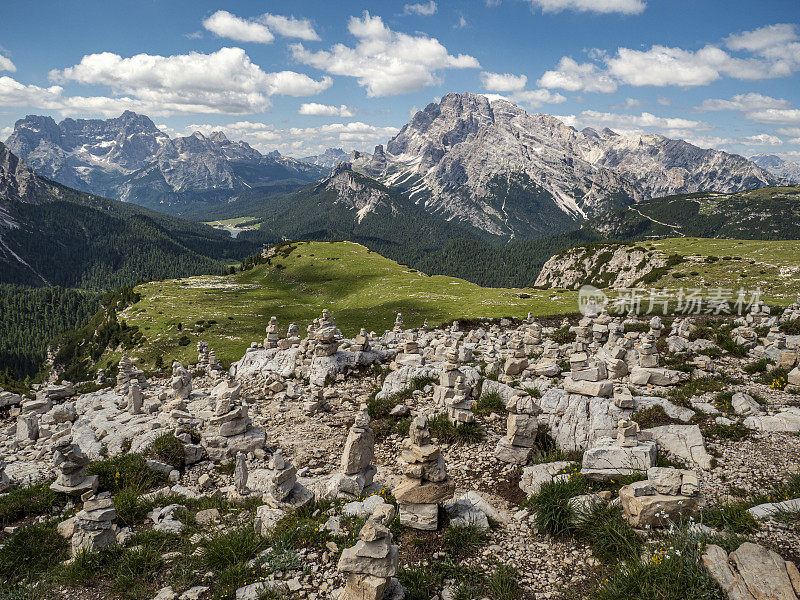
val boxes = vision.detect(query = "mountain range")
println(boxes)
[4,111,326,217]
[0,141,256,287]
[749,154,800,184]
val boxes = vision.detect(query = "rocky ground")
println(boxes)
[1,305,800,600]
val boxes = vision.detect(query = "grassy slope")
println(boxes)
[116,237,800,370]
[118,241,578,368]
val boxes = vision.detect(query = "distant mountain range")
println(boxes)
[4,111,326,217]
[0,141,256,287]
[749,154,800,184]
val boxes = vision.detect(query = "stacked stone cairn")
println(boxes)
[116,355,146,394]
[533,339,561,377]
[393,416,454,530]
[0,459,12,492]
[169,362,192,402]
[337,502,400,600]
[564,351,613,397]
[264,316,280,349]
[209,377,247,437]
[50,440,98,496]
[326,405,377,498]
[619,466,701,527]
[263,449,312,508]
[197,341,210,371]
[315,327,340,357]
[127,381,143,415]
[581,418,657,480]
[393,312,404,333]
[433,345,462,408]
[494,392,539,464]
[446,377,474,425]
[352,328,371,352]
[504,336,528,377]
[281,322,301,350]
[71,491,117,556]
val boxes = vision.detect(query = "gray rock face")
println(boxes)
[4,112,324,208]
[351,92,776,239]
[702,542,800,600]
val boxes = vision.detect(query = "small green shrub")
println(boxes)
[487,564,523,600]
[705,422,749,441]
[632,405,680,428]
[148,433,185,469]
[427,413,485,443]
[0,521,68,584]
[744,358,772,374]
[88,453,165,494]
[474,390,505,416]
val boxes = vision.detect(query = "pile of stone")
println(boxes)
[494,393,539,464]
[394,333,423,367]
[262,449,312,508]
[532,340,561,377]
[71,491,117,556]
[433,346,462,408]
[563,351,612,397]
[116,355,146,393]
[351,328,372,352]
[325,405,377,499]
[315,327,340,357]
[446,377,474,425]
[127,381,144,415]
[580,419,656,480]
[265,316,280,349]
[393,416,454,530]
[337,502,400,600]
[393,312,404,333]
[504,336,528,377]
[50,440,98,496]
[283,322,301,349]
[203,378,264,461]
[619,466,701,527]
[0,459,11,492]
[169,362,192,402]
[198,341,222,375]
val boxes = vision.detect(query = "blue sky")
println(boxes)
[1,0,799,159]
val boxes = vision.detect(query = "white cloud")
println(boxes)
[555,110,710,136]
[403,1,437,16]
[177,120,399,156]
[260,14,320,41]
[538,57,617,93]
[697,92,791,112]
[777,127,800,137]
[298,103,355,117]
[744,108,800,126]
[0,125,12,139]
[0,55,15,72]
[454,16,468,29]
[202,10,274,44]
[480,71,527,92]
[49,47,331,114]
[725,23,798,53]
[741,133,783,146]
[524,0,646,15]
[510,89,566,108]
[291,12,480,97]
[202,11,320,43]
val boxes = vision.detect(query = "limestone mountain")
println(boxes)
[4,112,326,216]
[750,154,800,184]
[0,142,256,287]
[301,147,348,168]
[350,92,777,240]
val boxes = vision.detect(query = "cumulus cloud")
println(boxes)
[524,0,646,15]
[697,92,792,112]
[554,110,710,137]
[202,10,274,43]
[744,108,800,126]
[403,1,437,16]
[741,133,783,146]
[510,89,566,108]
[202,11,320,43]
[538,57,617,92]
[725,23,798,53]
[0,55,15,72]
[454,16,468,29]
[49,47,331,114]
[480,71,527,92]
[176,120,399,156]
[777,127,800,137]
[291,12,479,97]
[298,102,355,117]
[260,14,320,41]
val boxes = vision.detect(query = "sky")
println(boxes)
[1,0,799,159]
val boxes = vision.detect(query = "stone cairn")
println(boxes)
[263,449,311,508]
[494,393,539,465]
[393,416,454,530]
[337,502,400,600]
[504,336,528,377]
[234,452,249,495]
[265,316,280,349]
[433,345,461,408]
[209,377,248,437]
[116,355,146,394]
[71,491,117,556]
[352,328,371,352]
[315,327,340,357]
[198,341,210,370]
[446,376,474,425]
[169,362,192,401]
[619,467,701,527]
[564,351,613,397]
[580,418,657,480]
[393,312,404,333]
[329,405,377,498]
[127,381,143,415]
[50,440,98,496]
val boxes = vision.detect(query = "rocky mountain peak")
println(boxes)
[0,142,49,203]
